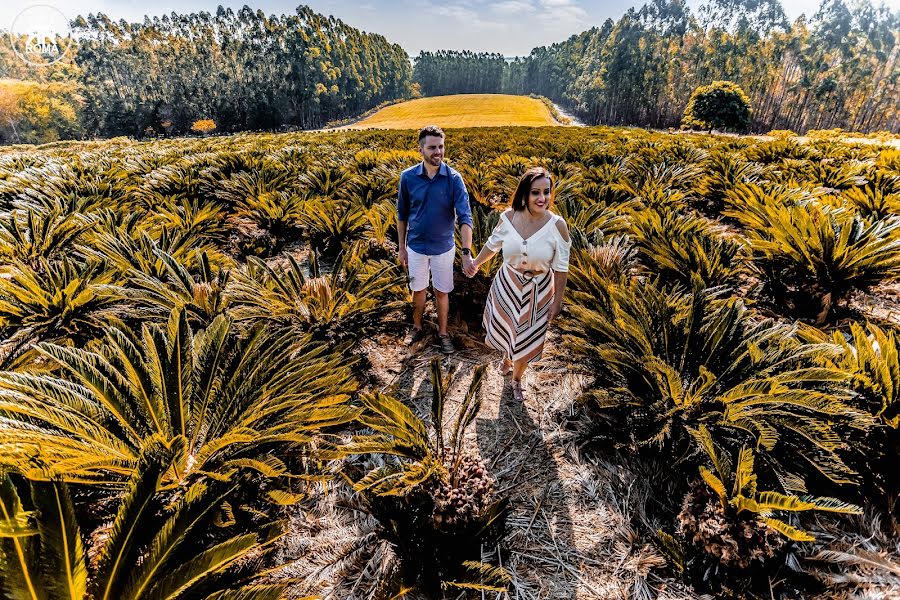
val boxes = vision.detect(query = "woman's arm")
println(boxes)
[549,217,571,320]
[549,271,568,320]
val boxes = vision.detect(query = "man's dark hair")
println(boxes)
[511,167,553,213]
[418,125,445,144]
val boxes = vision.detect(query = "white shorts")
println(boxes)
[407,246,455,293]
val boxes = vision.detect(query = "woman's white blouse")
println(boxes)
[485,211,571,272]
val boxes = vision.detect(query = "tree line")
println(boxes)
[0,0,897,142]
[414,0,900,133]
[413,51,509,96]
[0,5,412,141]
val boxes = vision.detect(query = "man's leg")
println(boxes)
[434,290,449,336]
[412,289,427,330]
[406,247,430,342]
[431,247,455,352]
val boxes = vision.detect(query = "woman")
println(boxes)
[465,167,571,401]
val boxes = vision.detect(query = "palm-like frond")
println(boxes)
[692,430,861,543]
[695,151,764,215]
[297,164,354,199]
[229,244,404,345]
[727,196,900,321]
[0,308,359,485]
[561,276,869,489]
[630,208,746,290]
[0,257,120,348]
[569,237,639,285]
[2,437,287,600]
[113,249,229,327]
[0,208,91,268]
[82,216,230,280]
[298,198,368,253]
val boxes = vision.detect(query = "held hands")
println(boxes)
[462,255,477,278]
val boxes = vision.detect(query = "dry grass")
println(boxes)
[342,94,562,129]
[273,319,699,599]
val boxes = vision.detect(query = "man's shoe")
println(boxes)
[438,334,455,354]
[404,327,429,346]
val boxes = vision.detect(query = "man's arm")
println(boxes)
[452,173,475,272]
[397,220,408,267]
[397,174,410,267]
[460,224,473,252]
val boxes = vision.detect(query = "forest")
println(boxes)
[412,0,899,133]
[1,0,898,143]
[0,5,412,140]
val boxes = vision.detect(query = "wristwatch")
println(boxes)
[461,248,472,256]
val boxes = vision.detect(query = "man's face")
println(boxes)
[419,135,444,166]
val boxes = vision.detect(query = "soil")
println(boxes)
[275,305,698,599]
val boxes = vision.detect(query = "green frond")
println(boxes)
[759,517,815,542]
[699,466,727,505]
[654,530,685,572]
[0,472,43,600]
[94,435,185,600]
[442,561,510,592]
[29,477,87,600]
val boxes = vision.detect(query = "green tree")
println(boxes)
[682,80,752,131]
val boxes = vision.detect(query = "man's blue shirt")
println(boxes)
[397,162,473,255]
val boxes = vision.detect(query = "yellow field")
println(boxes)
[343,94,561,129]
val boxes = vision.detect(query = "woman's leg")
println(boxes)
[511,359,528,401]
[511,359,527,383]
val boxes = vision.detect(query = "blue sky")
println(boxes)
[5,0,897,56]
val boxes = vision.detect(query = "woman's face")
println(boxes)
[527,177,552,215]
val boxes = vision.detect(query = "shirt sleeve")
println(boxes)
[485,215,506,252]
[397,174,410,222]
[452,173,473,228]
[550,222,572,272]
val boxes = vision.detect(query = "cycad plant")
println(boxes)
[0,208,90,269]
[695,151,763,215]
[84,213,229,279]
[362,200,397,260]
[665,427,861,593]
[298,197,368,255]
[114,249,229,328]
[229,244,405,346]
[552,175,633,248]
[841,185,900,221]
[338,359,509,596]
[568,236,639,286]
[727,197,900,323]
[560,277,868,491]
[799,322,900,501]
[0,258,120,349]
[630,208,746,290]
[0,307,359,487]
[0,436,288,600]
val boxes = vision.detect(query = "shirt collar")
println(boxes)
[415,161,448,178]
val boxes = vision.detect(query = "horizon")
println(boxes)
[4,0,894,57]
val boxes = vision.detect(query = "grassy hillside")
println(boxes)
[344,94,560,129]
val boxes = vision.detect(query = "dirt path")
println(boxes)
[345,327,694,599]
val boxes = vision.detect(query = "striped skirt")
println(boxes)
[483,264,554,364]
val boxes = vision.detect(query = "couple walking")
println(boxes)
[397,125,571,402]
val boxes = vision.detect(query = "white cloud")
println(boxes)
[491,0,536,14]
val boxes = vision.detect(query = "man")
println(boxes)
[397,125,474,354]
